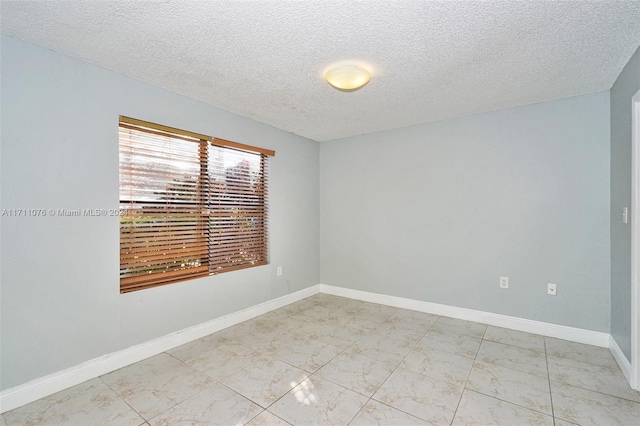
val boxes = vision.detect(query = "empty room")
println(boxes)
[1,1,640,425]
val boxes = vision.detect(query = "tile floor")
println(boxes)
[3,294,640,425]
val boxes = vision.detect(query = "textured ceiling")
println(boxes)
[2,1,640,142]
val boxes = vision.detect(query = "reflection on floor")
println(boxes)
[3,293,640,425]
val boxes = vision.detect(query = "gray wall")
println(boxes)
[320,92,611,332]
[610,46,640,361]
[0,36,320,390]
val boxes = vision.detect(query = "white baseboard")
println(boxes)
[320,284,611,347]
[610,335,632,384]
[0,285,320,413]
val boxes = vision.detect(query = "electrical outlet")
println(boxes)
[277,266,282,276]
[500,276,509,289]
[547,283,557,295]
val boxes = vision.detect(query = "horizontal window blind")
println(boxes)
[208,139,269,273]
[119,117,273,293]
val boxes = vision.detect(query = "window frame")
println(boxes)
[118,116,274,293]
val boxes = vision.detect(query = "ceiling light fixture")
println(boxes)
[324,64,371,92]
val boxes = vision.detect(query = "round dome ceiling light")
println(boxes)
[324,64,371,92]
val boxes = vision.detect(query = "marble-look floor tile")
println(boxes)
[372,367,463,425]
[300,303,339,320]
[3,378,104,425]
[268,376,368,426]
[374,304,405,316]
[400,345,473,386]
[166,333,232,362]
[466,361,552,415]
[360,309,400,325]
[32,405,144,426]
[214,321,256,342]
[383,310,439,334]
[334,299,369,311]
[316,351,396,396]
[3,378,143,426]
[349,400,430,425]
[385,308,439,324]
[547,355,640,402]
[169,338,260,381]
[233,327,294,350]
[367,323,424,341]
[216,331,277,356]
[271,337,342,373]
[271,303,310,318]
[430,316,487,338]
[253,308,296,323]
[286,298,321,312]
[288,311,334,326]
[100,353,214,420]
[483,326,545,352]
[148,381,262,426]
[327,296,366,309]
[544,337,618,367]
[418,329,482,359]
[282,313,331,336]
[222,357,309,408]
[322,310,352,325]
[451,389,553,425]
[346,334,414,365]
[307,323,367,348]
[476,340,547,377]
[246,410,292,425]
[352,301,395,318]
[16,298,640,426]
[48,403,144,426]
[553,419,580,426]
[337,314,385,331]
[225,331,282,356]
[270,330,307,349]
[361,326,423,353]
[551,381,640,426]
[261,324,299,340]
[242,316,287,334]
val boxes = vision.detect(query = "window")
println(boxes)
[118,116,274,293]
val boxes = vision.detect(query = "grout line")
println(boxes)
[344,396,371,425]
[463,388,554,418]
[547,378,640,404]
[545,337,558,424]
